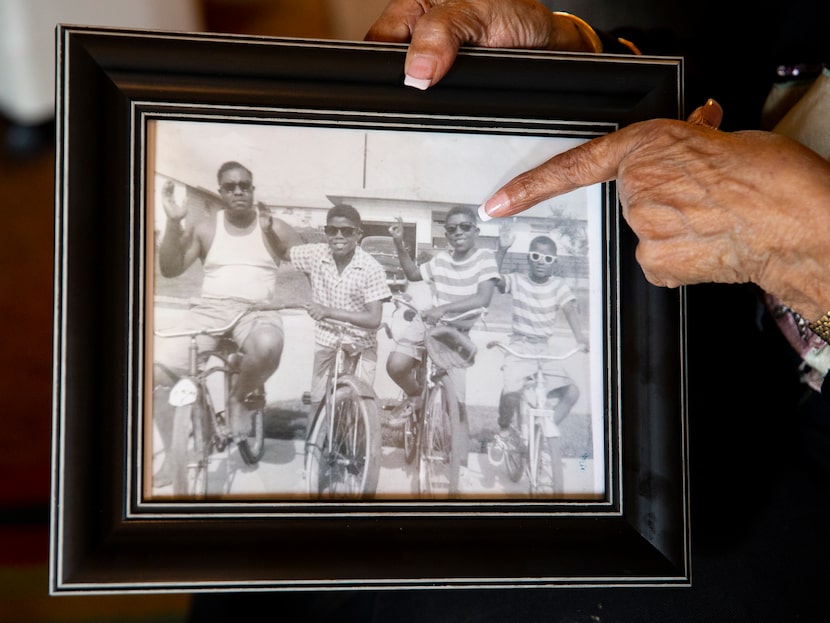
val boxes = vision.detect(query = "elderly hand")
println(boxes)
[364,0,599,90]
[479,100,830,321]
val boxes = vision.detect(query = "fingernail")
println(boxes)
[404,74,431,90]
[479,192,511,221]
[404,54,436,90]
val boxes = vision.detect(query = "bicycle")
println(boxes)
[486,341,583,497]
[303,316,382,499]
[383,296,483,498]
[154,306,271,498]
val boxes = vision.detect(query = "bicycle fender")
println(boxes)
[169,377,198,407]
[336,374,376,400]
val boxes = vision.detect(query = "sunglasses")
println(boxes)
[324,225,359,237]
[528,251,556,264]
[444,222,475,234]
[219,180,253,193]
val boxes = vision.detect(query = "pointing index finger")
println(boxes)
[479,125,635,221]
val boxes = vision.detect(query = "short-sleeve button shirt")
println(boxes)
[289,243,391,349]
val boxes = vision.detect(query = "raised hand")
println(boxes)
[497,220,516,250]
[161,180,187,222]
[258,204,273,232]
[388,216,406,242]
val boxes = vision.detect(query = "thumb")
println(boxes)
[685,98,723,129]
[479,128,632,220]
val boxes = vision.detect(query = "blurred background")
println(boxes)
[0,1,388,621]
[6,0,829,621]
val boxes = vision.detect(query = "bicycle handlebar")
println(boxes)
[390,295,487,325]
[486,341,584,361]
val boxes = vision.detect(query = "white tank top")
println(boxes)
[201,210,279,302]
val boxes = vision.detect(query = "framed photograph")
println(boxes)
[51,26,689,592]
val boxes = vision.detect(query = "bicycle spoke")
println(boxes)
[307,380,380,498]
[419,380,459,498]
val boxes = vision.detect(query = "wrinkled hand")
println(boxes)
[161,180,187,222]
[480,100,830,320]
[365,0,594,89]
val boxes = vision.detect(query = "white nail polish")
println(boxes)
[477,204,493,222]
[404,74,431,90]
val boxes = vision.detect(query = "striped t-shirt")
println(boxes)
[503,272,576,339]
[420,248,499,327]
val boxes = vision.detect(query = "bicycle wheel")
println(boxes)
[402,400,419,465]
[546,435,565,495]
[504,425,525,483]
[403,361,425,465]
[169,400,210,498]
[529,422,545,497]
[418,377,461,498]
[237,387,265,465]
[306,377,381,498]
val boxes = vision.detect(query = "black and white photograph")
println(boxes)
[52,28,689,591]
[145,116,606,502]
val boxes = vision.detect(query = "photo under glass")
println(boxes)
[143,116,607,504]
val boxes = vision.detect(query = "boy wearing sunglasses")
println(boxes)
[286,204,392,411]
[387,205,499,428]
[494,230,589,439]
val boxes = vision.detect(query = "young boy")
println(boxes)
[495,230,589,437]
[275,204,392,410]
[387,205,499,423]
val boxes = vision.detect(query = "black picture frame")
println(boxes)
[51,25,688,592]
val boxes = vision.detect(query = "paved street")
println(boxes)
[150,435,598,500]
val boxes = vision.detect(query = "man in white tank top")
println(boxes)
[154,160,301,486]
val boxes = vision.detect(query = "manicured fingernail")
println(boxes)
[480,192,511,221]
[404,74,431,90]
[404,54,436,90]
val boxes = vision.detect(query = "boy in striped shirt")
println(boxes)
[495,231,589,437]
[387,205,499,425]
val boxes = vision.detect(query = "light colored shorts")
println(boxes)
[155,297,283,376]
